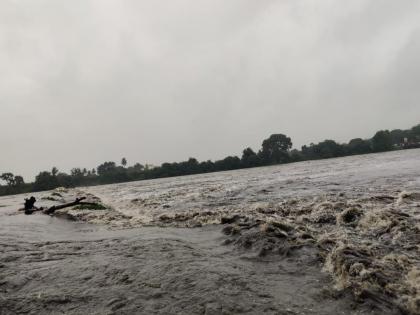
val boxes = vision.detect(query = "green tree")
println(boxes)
[184,158,199,174]
[390,129,407,145]
[71,168,83,177]
[347,138,371,155]
[56,173,74,187]
[241,147,259,167]
[13,176,25,186]
[215,156,241,171]
[313,140,344,158]
[51,167,59,176]
[0,173,15,186]
[372,130,393,152]
[259,134,292,164]
[199,160,215,173]
[411,124,420,142]
[33,171,58,191]
[301,144,316,160]
[411,124,420,136]
[97,162,117,176]
[133,163,144,171]
[289,149,303,162]
[121,158,127,167]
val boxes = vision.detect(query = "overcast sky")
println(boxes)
[1,0,420,180]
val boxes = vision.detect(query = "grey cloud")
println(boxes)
[1,0,419,180]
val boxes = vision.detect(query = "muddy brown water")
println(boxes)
[1,215,376,315]
[1,149,419,314]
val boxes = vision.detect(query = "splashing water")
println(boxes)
[1,149,419,314]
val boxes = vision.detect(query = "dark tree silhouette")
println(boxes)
[14,176,25,186]
[347,138,371,155]
[1,173,15,186]
[372,130,393,152]
[241,147,259,167]
[51,167,59,176]
[259,134,292,164]
[1,123,419,196]
[34,171,57,191]
[97,162,117,176]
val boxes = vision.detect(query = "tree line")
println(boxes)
[1,123,419,196]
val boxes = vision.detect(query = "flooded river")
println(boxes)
[1,149,419,314]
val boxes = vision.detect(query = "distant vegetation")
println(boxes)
[1,123,419,196]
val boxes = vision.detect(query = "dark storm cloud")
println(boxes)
[1,0,420,180]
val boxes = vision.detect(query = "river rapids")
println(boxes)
[1,149,419,314]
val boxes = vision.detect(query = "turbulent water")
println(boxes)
[1,149,419,314]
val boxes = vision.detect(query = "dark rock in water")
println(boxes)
[221,215,241,224]
[371,195,395,202]
[159,214,173,222]
[271,221,294,232]
[300,233,314,240]
[263,224,288,238]
[174,213,190,222]
[338,208,363,226]
[258,243,275,257]
[310,211,337,224]
[222,225,234,235]
[256,207,275,214]
[222,224,240,236]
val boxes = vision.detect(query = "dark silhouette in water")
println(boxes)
[22,197,94,215]
[24,196,38,214]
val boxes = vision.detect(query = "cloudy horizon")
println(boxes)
[1,0,420,180]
